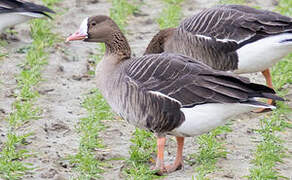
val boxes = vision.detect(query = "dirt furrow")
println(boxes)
[21,1,112,179]
[0,23,33,151]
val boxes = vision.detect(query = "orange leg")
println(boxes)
[254,69,275,113]
[262,69,273,88]
[153,137,167,175]
[165,136,184,173]
[262,69,275,105]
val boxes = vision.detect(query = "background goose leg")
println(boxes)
[254,69,276,113]
[165,136,184,173]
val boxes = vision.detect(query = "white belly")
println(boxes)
[0,12,44,32]
[171,103,259,137]
[235,33,292,74]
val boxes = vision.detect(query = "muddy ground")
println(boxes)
[0,0,291,179]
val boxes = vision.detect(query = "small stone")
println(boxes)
[89,0,99,4]
[55,174,67,180]
[223,172,234,179]
[188,7,194,11]
[133,11,148,17]
[40,169,58,179]
[50,122,69,131]
[72,75,82,81]
[38,88,55,95]
[246,128,254,134]
[144,19,154,25]
[0,108,5,114]
[58,65,64,72]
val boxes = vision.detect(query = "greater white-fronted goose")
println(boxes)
[145,4,292,110]
[0,0,55,32]
[66,15,284,175]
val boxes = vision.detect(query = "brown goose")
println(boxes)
[145,4,292,110]
[66,15,283,175]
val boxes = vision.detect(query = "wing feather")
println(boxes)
[180,5,292,42]
[126,53,273,108]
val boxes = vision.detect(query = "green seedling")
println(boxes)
[156,4,182,29]
[219,0,246,4]
[248,1,292,178]
[0,0,59,179]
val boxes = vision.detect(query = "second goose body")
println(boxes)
[66,15,283,175]
[145,5,292,107]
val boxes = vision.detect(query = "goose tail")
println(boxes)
[243,99,276,109]
[261,92,285,101]
[247,83,284,101]
[243,83,285,109]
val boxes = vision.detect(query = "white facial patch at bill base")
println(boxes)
[79,17,89,36]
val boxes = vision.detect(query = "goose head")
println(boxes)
[66,15,120,43]
[66,15,131,60]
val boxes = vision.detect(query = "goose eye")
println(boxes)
[91,22,97,26]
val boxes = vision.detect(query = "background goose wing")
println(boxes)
[0,0,54,16]
[0,0,22,9]
[181,4,292,43]
[0,0,21,13]
[126,53,275,108]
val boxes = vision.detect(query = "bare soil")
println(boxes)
[0,0,291,179]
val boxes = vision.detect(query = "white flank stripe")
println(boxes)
[149,91,182,106]
[195,34,238,43]
[217,38,237,43]
[195,34,212,40]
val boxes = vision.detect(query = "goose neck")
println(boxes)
[104,31,131,61]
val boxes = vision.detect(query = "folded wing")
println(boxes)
[181,4,292,46]
[127,53,282,108]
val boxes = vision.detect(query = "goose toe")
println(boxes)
[151,165,167,176]
[253,99,276,113]
[165,161,184,173]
